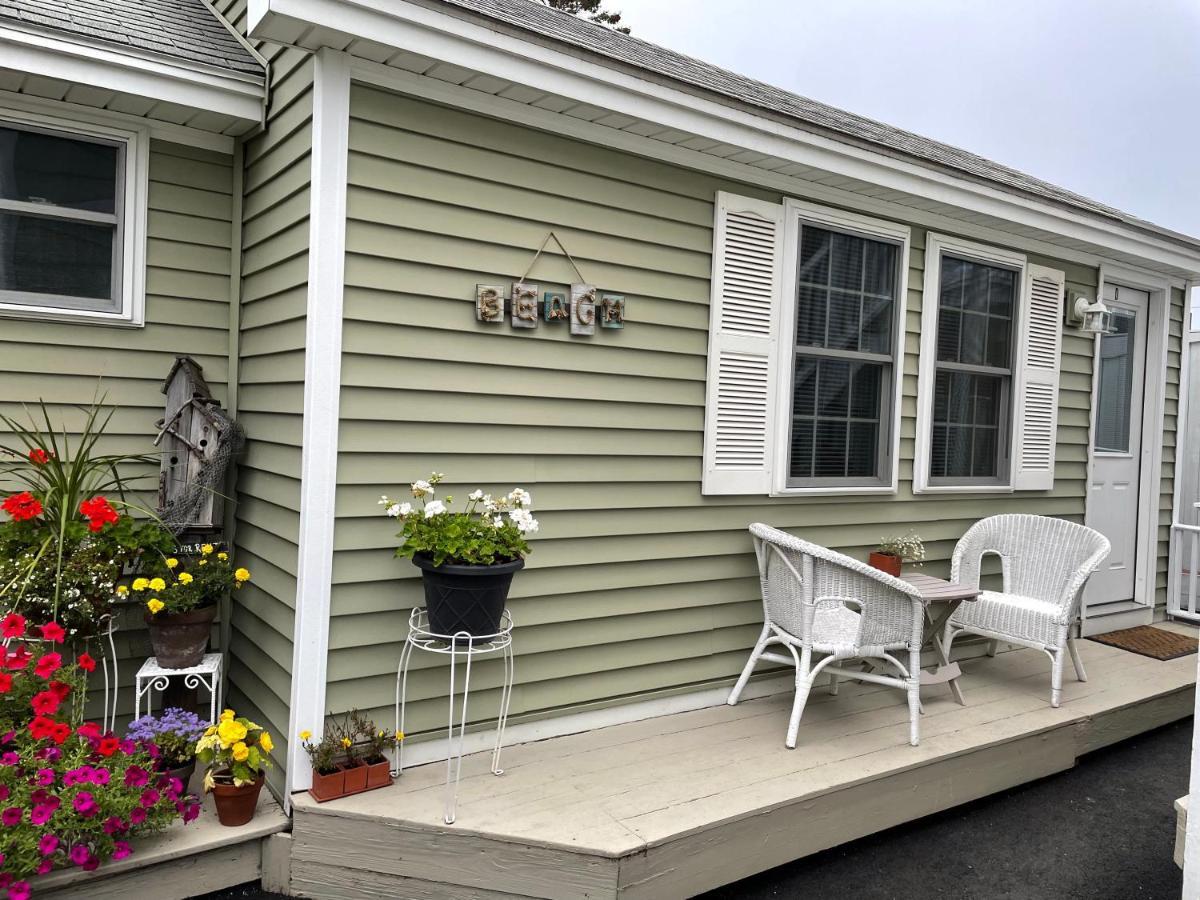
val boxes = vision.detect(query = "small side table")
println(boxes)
[134,653,224,724]
[899,572,981,705]
[393,608,514,825]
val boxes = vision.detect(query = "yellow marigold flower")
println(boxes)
[201,544,214,556]
[340,737,352,749]
[178,572,193,585]
[299,730,312,742]
[260,732,274,753]
[166,558,178,569]
[198,559,208,566]
[218,719,248,747]
[221,709,235,721]
[231,741,250,762]
[234,568,251,583]
[218,552,228,561]
[116,585,129,596]
[132,577,149,592]
[148,577,166,592]
[146,598,165,614]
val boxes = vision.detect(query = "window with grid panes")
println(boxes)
[787,225,899,486]
[929,255,1017,482]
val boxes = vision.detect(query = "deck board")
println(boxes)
[291,628,1198,898]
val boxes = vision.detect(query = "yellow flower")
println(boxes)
[221,709,235,721]
[234,568,251,583]
[178,572,193,585]
[201,544,214,556]
[116,585,129,597]
[218,552,228,561]
[149,577,166,592]
[166,558,178,569]
[198,559,208,566]
[260,732,274,753]
[218,719,248,747]
[205,725,217,737]
[395,731,405,742]
[299,730,312,742]
[132,577,149,592]
[340,737,352,749]
[146,598,165,614]
[232,741,250,762]
[203,769,216,792]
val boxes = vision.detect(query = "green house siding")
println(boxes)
[328,85,1129,739]
[220,15,314,790]
[0,139,234,723]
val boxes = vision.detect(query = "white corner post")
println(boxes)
[285,46,350,805]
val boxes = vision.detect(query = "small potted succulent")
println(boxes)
[127,707,208,789]
[136,544,251,668]
[301,710,401,802]
[196,708,274,826]
[869,532,925,577]
[380,473,537,640]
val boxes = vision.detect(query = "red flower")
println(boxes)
[48,681,71,701]
[1,614,25,640]
[0,675,10,694]
[29,691,59,717]
[77,653,96,673]
[28,717,53,741]
[28,449,50,465]
[37,622,65,645]
[78,496,119,533]
[97,737,119,758]
[4,647,30,671]
[77,722,101,741]
[2,492,42,522]
[33,653,61,679]
[50,722,70,745]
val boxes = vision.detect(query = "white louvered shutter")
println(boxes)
[701,192,785,495]
[1012,264,1065,490]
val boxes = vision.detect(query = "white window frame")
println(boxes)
[0,105,148,327]
[914,233,1027,494]
[771,198,910,496]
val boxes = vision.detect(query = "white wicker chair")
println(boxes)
[728,523,927,748]
[943,514,1110,708]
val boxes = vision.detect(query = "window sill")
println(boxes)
[770,485,898,498]
[0,304,143,328]
[914,484,1014,495]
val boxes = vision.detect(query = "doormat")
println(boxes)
[1088,625,1198,661]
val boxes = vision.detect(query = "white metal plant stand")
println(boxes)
[134,653,223,724]
[393,607,514,825]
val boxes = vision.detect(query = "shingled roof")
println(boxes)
[437,0,1193,244]
[0,0,262,77]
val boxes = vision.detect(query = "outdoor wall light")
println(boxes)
[1067,292,1114,334]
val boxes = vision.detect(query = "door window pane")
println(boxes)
[0,212,114,302]
[1095,310,1136,452]
[0,125,118,213]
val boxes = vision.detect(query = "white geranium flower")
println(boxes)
[411,480,433,498]
[399,502,412,517]
[493,516,504,528]
[508,508,539,534]
[424,499,447,518]
[508,488,532,508]
[378,495,391,506]
[481,494,497,512]
[385,503,403,518]
[469,489,484,501]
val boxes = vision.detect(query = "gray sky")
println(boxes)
[616,0,1200,240]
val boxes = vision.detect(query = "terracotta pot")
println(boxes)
[341,761,369,794]
[412,554,523,641]
[210,772,264,826]
[868,552,903,577]
[145,604,217,669]
[365,757,393,790]
[308,767,346,803]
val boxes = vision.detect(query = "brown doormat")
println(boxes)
[1088,625,1198,661]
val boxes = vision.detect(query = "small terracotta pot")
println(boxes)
[308,767,346,803]
[868,551,902,577]
[210,772,264,826]
[146,604,217,669]
[365,757,393,790]
[341,762,369,794]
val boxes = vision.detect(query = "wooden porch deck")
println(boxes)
[289,624,1198,899]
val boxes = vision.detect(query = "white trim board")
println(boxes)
[285,46,350,805]
[0,22,264,126]
[248,0,1200,277]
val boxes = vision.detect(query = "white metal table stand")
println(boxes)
[393,607,514,825]
[134,653,224,724]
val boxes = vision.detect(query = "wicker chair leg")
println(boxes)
[986,639,999,658]
[1050,648,1065,708]
[786,675,813,749]
[728,624,769,706]
[1068,637,1088,682]
[907,647,921,746]
[828,673,839,696]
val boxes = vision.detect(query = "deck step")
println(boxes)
[1081,600,1154,636]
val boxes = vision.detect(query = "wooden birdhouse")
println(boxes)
[155,357,243,537]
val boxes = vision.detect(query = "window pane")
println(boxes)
[793,357,817,417]
[798,228,830,286]
[861,297,891,354]
[816,359,850,417]
[988,268,1014,317]
[790,418,814,478]
[789,357,885,481]
[961,312,987,365]
[963,263,989,312]
[863,241,895,297]
[940,257,964,309]
[936,308,961,362]
[0,126,118,214]
[938,255,1016,372]
[826,289,860,350]
[848,421,878,476]
[931,371,1004,479]
[796,285,827,347]
[0,212,113,301]
[985,316,1010,368]
[814,421,848,476]
[1095,310,1136,452]
[829,232,863,291]
[850,363,880,418]
[794,225,896,355]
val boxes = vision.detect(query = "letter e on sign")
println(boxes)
[511,282,539,329]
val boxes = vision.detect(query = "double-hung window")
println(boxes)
[0,110,145,324]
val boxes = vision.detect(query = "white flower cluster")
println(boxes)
[378,496,413,518]
[379,475,538,534]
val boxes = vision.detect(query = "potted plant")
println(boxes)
[196,709,274,826]
[869,532,925,577]
[351,710,399,790]
[299,729,345,802]
[127,708,208,790]
[136,545,251,668]
[301,711,401,802]
[380,473,537,639]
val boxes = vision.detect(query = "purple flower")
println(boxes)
[123,766,149,788]
[34,768,54,786]
[0,752,18,766]
[37,834,58,856]
[43,747,60,763]
[1,808,20,826]
[72,792,97,817]
[118,739,136,755]
[68,844,89,867]
[111,841,132,861]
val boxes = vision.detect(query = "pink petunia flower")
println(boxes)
[29,805,53,826]
[181,801,201,824]
[37,834,57,856]
[35,768,53,786]
[139,788,160,808]
[129,806,147,825]
[36,860,52,875]
[72,792,97,817]
[0,752,17,766]
[102,816,126,835]
[111,841,132,861]
[0,808,20,826]
[7,880,30,900]
[68,844,89,867]
[123,765,149,788]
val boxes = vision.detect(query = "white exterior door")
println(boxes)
[1086,284,1149,606]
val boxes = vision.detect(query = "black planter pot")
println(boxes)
[412,554,523,640]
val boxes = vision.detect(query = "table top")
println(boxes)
[899,572,981,603]
[136,653,223,677]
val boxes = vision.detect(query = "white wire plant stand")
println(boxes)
[392,607,515,825]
